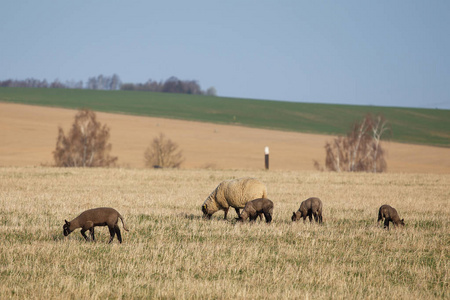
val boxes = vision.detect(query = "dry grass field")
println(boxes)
[0,167,448,299]
[1,102,450,173]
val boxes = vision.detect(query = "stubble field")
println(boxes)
[1,167,448,299]
[1,102,450,173]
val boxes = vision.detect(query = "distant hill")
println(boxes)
[1,87,449,146]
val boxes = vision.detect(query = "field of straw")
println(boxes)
[0,167,448,299]
[1,102,450,173]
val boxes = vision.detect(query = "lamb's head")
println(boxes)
[63,220,72,236]
[291,211,302,222]
[235,210,249,222]
[241,210,249,220]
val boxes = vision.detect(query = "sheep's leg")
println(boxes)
[223,208,229,220]
[108,226,116,243]
[308,212,313,222]
[115,225,122,243]
[234,207,241,218]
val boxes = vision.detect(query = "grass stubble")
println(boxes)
[0,167,448,299]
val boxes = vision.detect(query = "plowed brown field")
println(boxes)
[1,102,449,173]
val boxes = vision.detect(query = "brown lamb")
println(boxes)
[63,207,129,243]
[292,197,323,223]
[236,198,274,223]
[377,204,404,229]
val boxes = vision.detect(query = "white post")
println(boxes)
[264,146,269,170]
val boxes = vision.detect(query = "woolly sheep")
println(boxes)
[202,177,268,219]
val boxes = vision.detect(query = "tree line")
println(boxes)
[0,74,216,96]
[56,109,388,172]
[54,109,183,168]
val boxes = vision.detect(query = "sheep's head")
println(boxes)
[63,220,72,236]
[201,204,212,219]
[291,211,301,222]
[400,219,405,226]
[202,195,219,219]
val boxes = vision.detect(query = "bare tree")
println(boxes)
[53,109,118,167]
[144,133,184,168]
[322,114,389,173]
[50,79,65,89]
[110,74,121,90]
[206,87,217,96]
[324,136,348,172]
[86,77,98,90]
[348,117,368,171]
[370,115,389,172]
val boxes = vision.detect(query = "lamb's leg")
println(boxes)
[90,227,95,241]
[384,219,390,229]
[264,212,272,223]
[108,226,116,243]
[80,229,89,241]
[83,221,94,242]
[313,212,319,222]
[115,225,122,243]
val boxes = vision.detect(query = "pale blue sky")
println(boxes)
[1,1,449,109]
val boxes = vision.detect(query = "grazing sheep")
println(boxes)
[63,207,129,243]
[236,198,274,223]
[202,177,268,220]
[378,204,405,229]
[292,197,323,223]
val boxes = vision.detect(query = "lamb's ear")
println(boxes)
[65,220,70,225]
